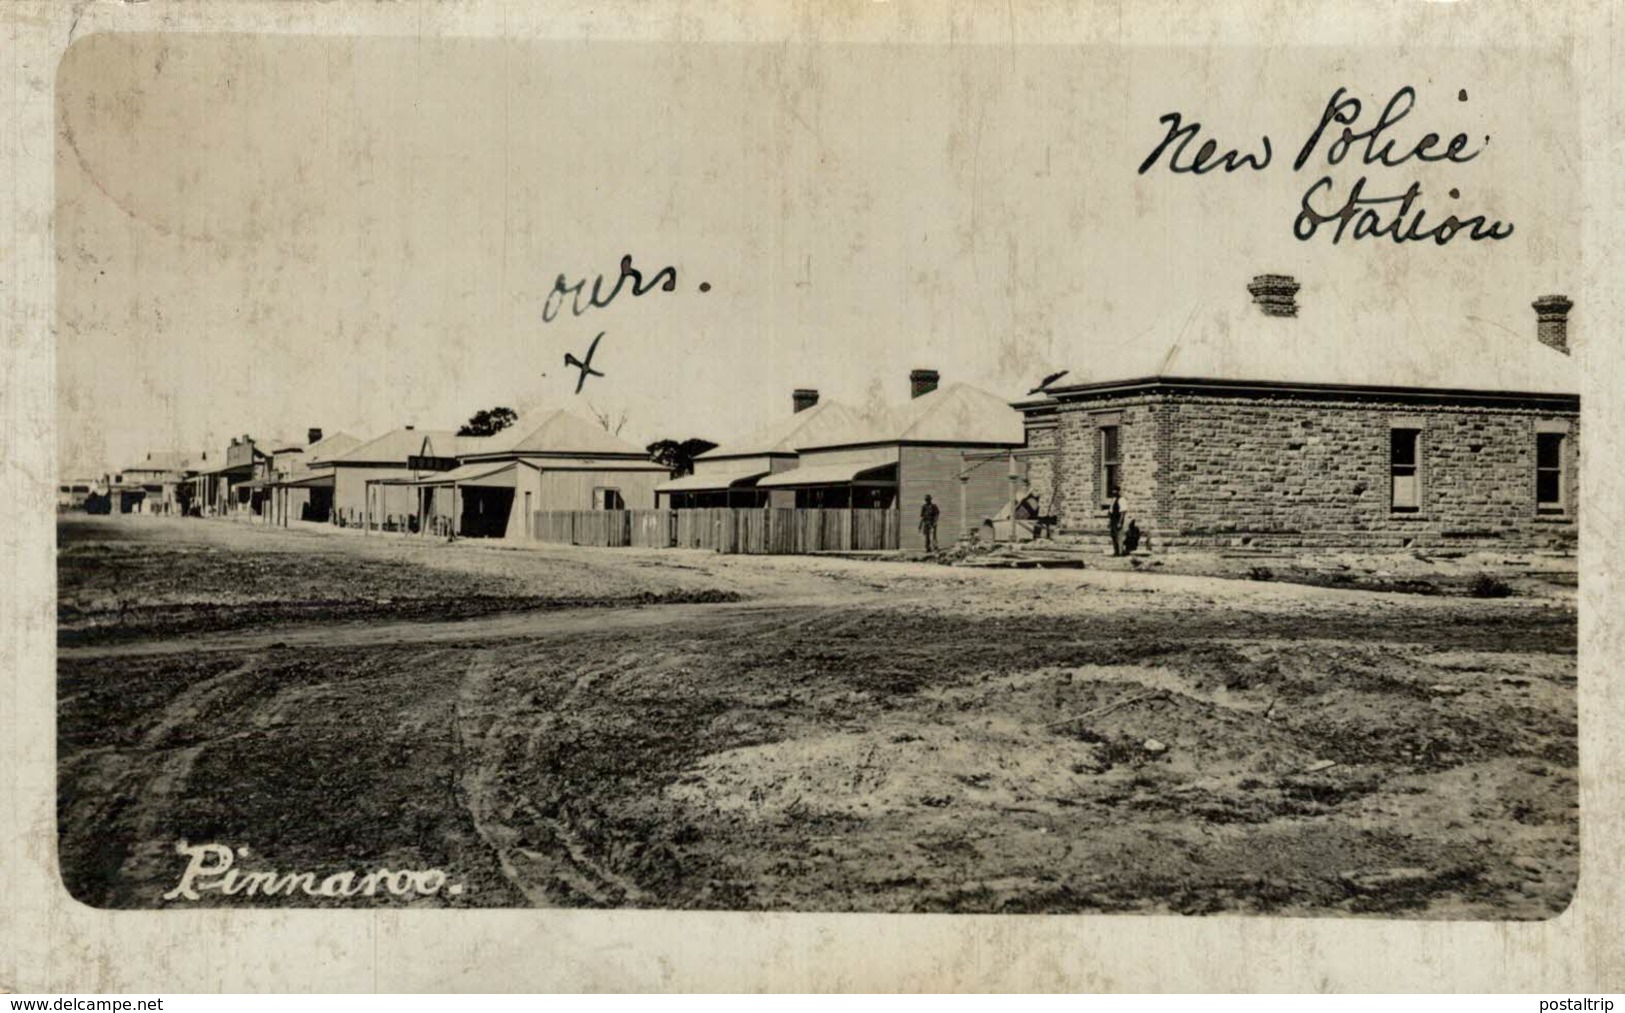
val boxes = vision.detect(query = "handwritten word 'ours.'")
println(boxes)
[1294,87,1484,172]
[543,254,680,324]
[1137,114,1272,175]
[1295,177,1513,245]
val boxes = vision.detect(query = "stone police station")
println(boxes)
[1018,274,1579,551]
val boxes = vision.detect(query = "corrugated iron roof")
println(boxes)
[332,428,457,466]
[472,409,650,458]
[405,460,528,488]
[304,431,362,465]
[796,383,1026,450]
[696,400,863,460]
[757,449,899,487]
[1038,286,1579,399]
[657,464,771,494]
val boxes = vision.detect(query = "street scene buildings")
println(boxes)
[58,275,1582,919]
[50,36,1583,923]
[77,275,1579,559]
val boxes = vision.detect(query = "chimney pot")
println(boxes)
[792,388,820,413]
[1532,294,1573,355]
[308,427,323,445]
[909,369,940,399]
[1248,274,1300,318]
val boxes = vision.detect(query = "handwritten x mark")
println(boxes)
[564,332,606,393]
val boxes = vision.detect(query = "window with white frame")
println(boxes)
[1536,432,1566,514]
[1390,428,1421,512]
[1098,425,1122,504]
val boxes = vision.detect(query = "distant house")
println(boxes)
[111,451,205,514]
[194,433,306,518]
[325,426,477,528]
[755,370,1028,551]
[57,477,100,512]
[266,428,363,524]
[1014,274,1580,551]
[657,389,861,508]
[395,409,668,539]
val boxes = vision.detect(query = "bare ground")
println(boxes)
[56,515,1578,917]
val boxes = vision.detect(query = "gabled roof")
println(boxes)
[471,409,649,459]
[1033,285,1579,401]
[696,400,863,460]
[332,428,456,466]
[798,383,1026,450]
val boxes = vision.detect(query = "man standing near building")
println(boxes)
[1107,486,1129,556]
[919,494,941,552]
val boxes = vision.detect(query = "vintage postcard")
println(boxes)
[5,0,1624,993]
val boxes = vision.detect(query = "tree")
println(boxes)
[587,401,629,437]
[647,438,718,477]
[458,406,519,437]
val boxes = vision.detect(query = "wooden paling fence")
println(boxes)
[532,508,669,548]
[531,508,898,554]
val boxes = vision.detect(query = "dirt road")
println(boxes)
[56,516,1578,917]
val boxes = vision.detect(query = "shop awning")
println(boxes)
[756,452,898,489]
[656,465,771,495]
[272,470,335,489]
[405,461,524,488]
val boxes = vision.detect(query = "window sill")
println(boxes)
[1535,513,1573,523]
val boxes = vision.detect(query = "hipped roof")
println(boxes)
[332,427,457,466]
[696,401,863,460]
[1034,285,1579,400]
[304,431,362,465]
[797,383,1026,451]
[470,409,651,459]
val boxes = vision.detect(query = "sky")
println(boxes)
[55,33,1579,475]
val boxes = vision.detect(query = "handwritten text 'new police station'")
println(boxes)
[1138,86,1512,247]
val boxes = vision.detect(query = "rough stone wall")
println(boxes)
[1023,422,1061,519]
[1034,392,1579,551]
[1049,395,1165,538]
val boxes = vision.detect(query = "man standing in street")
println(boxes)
[919,494,941,552]
[1107,485,1129,556]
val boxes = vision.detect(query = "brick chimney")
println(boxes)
[1532,294,1573,355]
[307,427,323,445]
[792,389,820,413]
[910,369,940,399]
[1247,274,1300,318]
